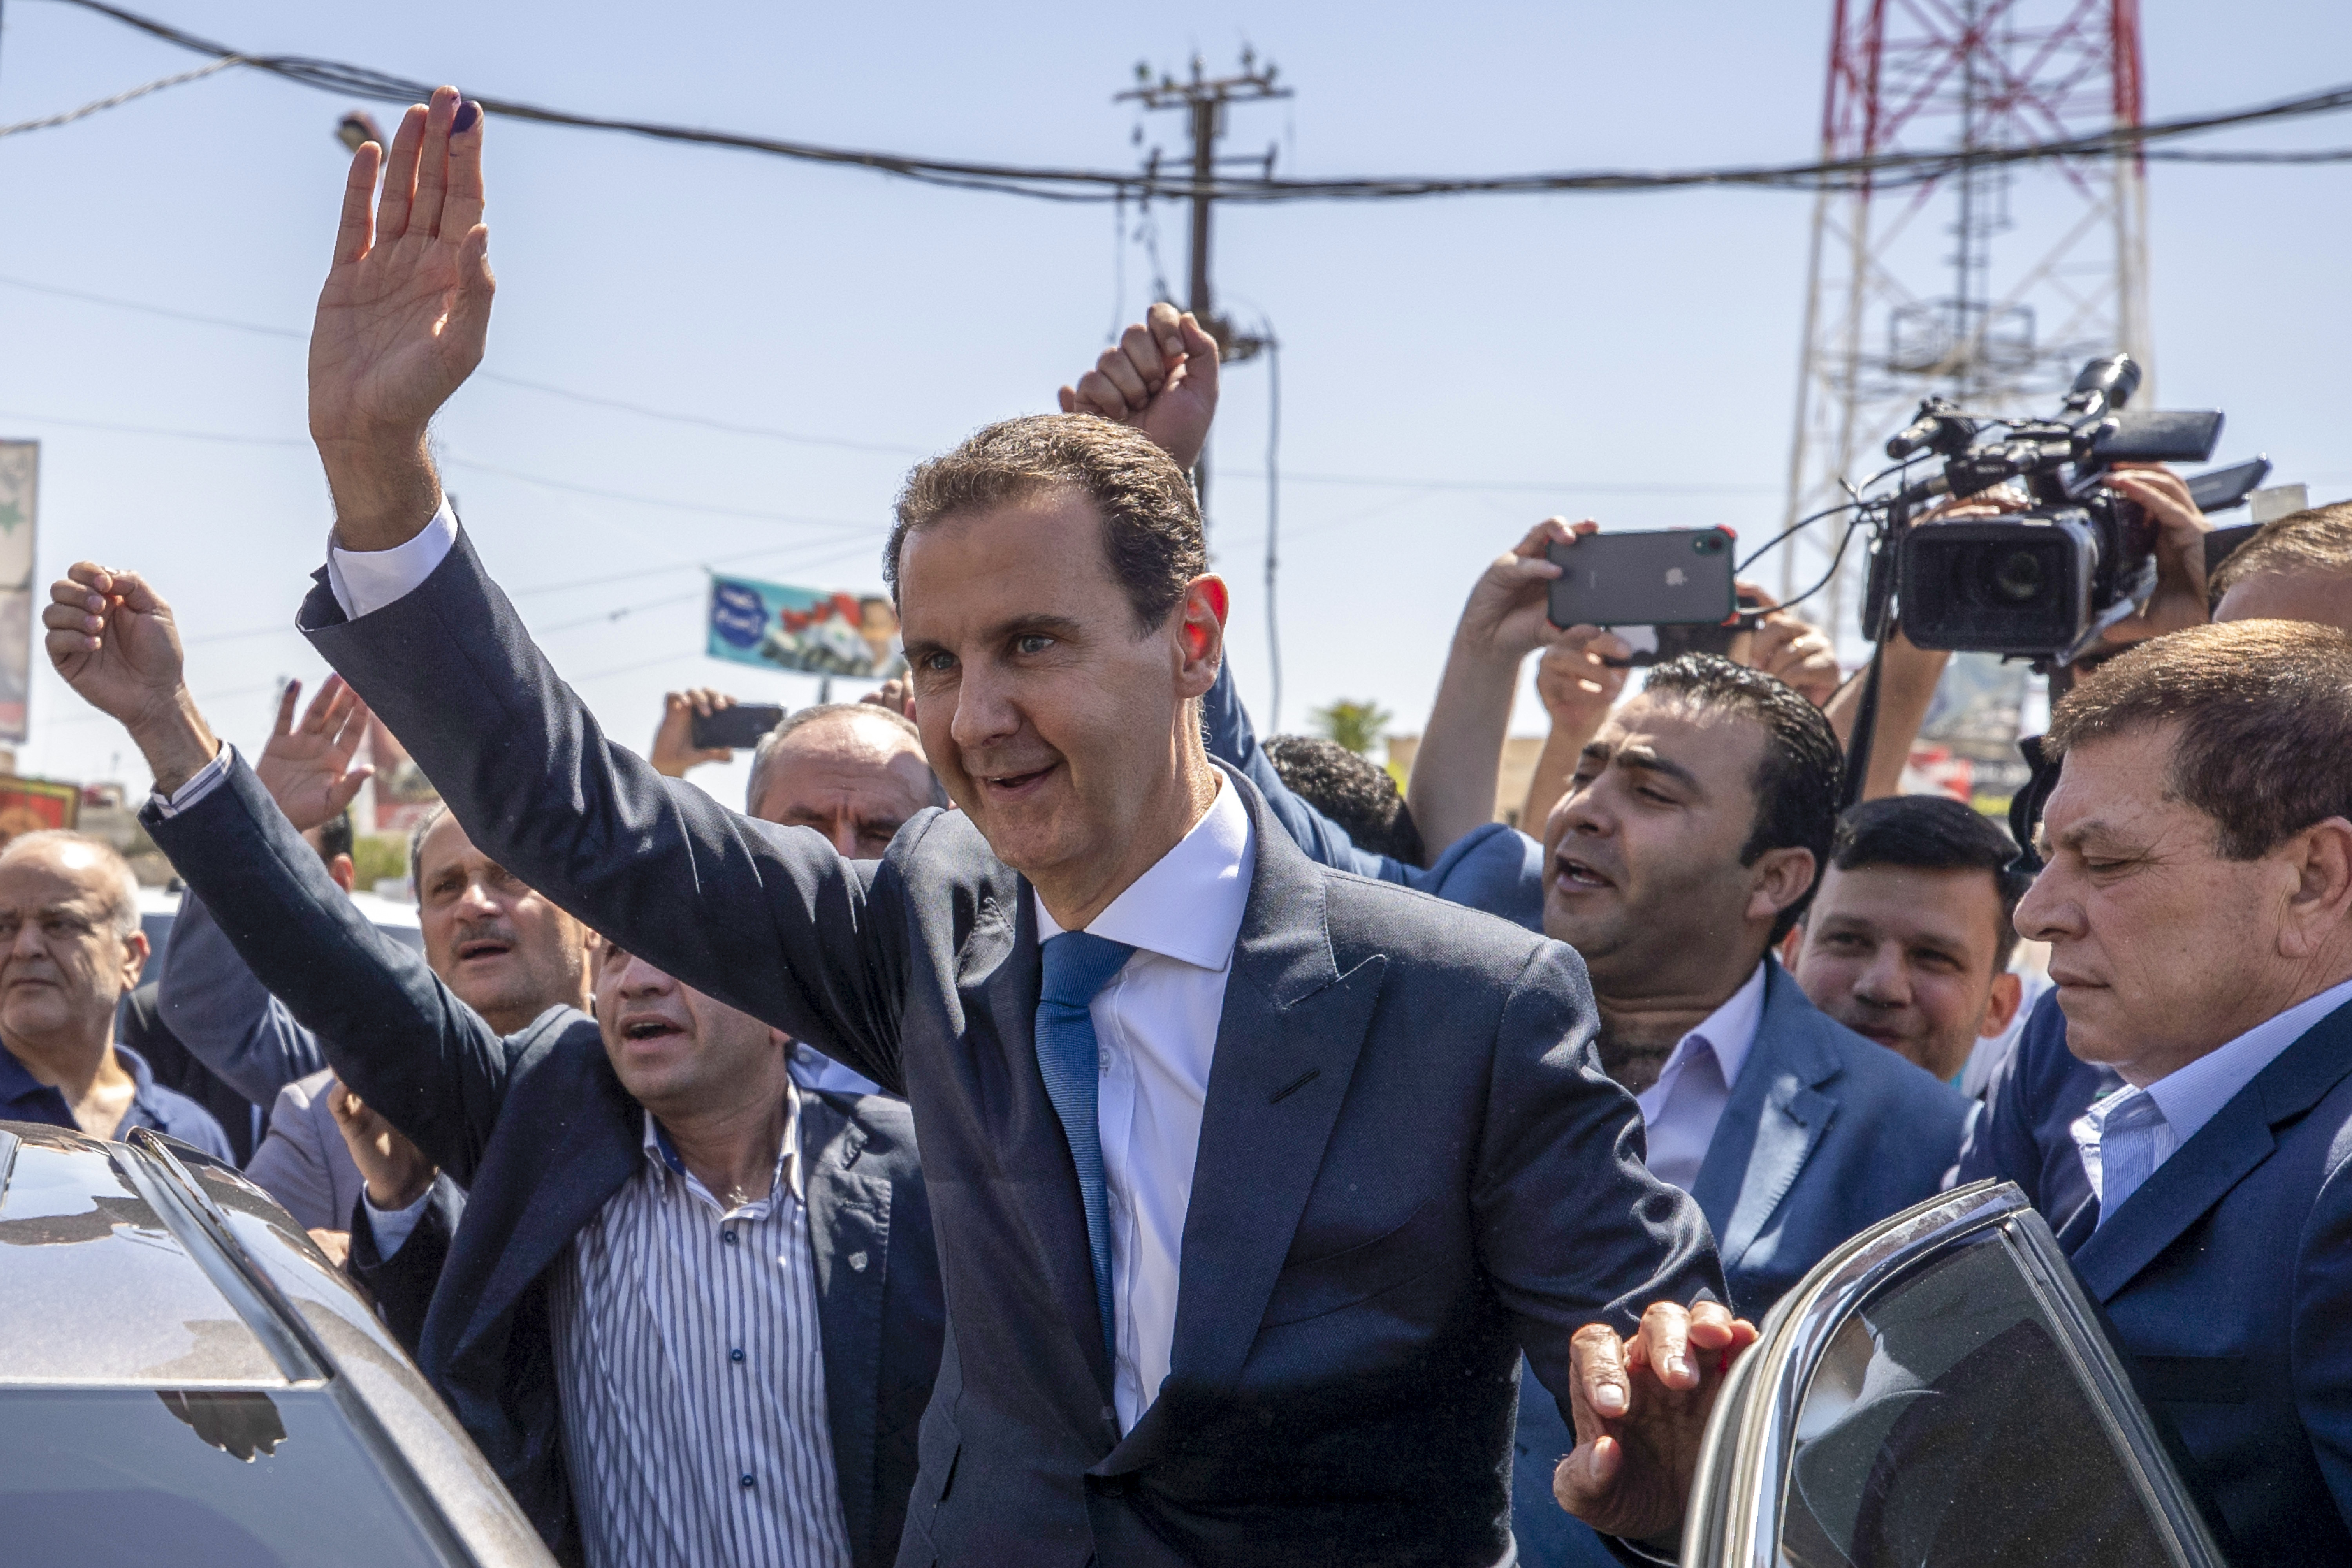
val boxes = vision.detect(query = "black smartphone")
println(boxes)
[690,703,787,751]
[1546,528,1739,630]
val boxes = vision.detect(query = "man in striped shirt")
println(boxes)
[43,561,945,1568]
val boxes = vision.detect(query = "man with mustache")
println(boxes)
[157,674,587,1249]
[47,563,946,1568]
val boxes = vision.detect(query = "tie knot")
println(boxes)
[2100,1088,2167,1134]
[1042,931,1137,1007]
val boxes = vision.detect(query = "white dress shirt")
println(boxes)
[1035,776,1254,1433]
[1633,961,1769,1194]
[2072,973,2352,1225]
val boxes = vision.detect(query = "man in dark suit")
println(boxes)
[206,89,1740,1566]
[1982,617,2352,1564]
[45,571,945,1568]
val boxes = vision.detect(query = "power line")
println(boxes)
[32,0,2352,204]
[0,48,241,137]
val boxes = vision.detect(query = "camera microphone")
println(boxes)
[2065,354,2142,421]
[1885,397,1970,460]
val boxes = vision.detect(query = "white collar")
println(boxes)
[2139,972,2352,1147]
[1654,960,1771,1101]
[1033,773,1254,973]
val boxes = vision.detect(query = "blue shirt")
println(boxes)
[2072,973,2352,1225]
[0,1039,233,1161]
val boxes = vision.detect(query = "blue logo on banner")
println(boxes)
[710,581,767,649]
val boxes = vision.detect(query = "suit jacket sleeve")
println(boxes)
[349,1175,463,1359]
[243,1078,340,1233]
[156,887,328,1107]
[296,530,911,1094]
[139,753,515,1187]
[1475,941,1726,1404]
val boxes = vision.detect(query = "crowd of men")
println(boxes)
[7,86,2352,1567]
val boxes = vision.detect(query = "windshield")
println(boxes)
[1780,1229,2173,1568]
[0,1385,466,1567]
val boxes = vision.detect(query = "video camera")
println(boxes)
[1876,355,2224,666]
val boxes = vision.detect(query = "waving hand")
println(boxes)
[310,86,493,550]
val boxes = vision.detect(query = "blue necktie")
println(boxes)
[1037,931,1135,1365]
[2094,1090,2169,1222]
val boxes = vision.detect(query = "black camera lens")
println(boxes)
[1993,550,2043,603]
[1693,533,1725,556]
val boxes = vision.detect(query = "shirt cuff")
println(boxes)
[327,499,459,620]
[361,1184,434,1259]
[147,742,234,818]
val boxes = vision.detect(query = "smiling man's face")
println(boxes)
[414,815,591,1031]
[897,488,1212,902]
[2014,723,2292,1083]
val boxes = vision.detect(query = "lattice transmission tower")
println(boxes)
[1777,0,2152,640]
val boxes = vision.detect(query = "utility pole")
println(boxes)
[1119,50,1289,519]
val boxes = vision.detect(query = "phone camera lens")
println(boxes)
[1693,534,1724,556]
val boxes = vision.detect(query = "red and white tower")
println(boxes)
[1776,0,2152,633]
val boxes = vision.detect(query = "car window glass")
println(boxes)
[1779,1230,2177,1568]
[0,1387,460,1566]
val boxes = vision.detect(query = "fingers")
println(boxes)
[100,569,165,616]
[274,679,304,738]
[412,87,461,240]
[1173,309,1220,404]
[450,223,497,351]
[1552,1434,1622,1515]
[333,141,381,267]
[442,95,487,238]
[1513,516,1590,564]
[1056,386,1078,414]
[1112,320,1167,398]
[327,766,374,815]
[375,103,428,243]
[329,685,372,762]
[1570,1321,1632,1426]
[1638,1300,1698,1390]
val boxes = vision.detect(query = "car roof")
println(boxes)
[0,1122,291,1385]
[0,1122,555,1562]
[138,883,420,933]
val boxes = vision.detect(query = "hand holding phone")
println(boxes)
[690,703,787,751]
[1547,528,1739,632]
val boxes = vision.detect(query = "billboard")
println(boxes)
[0,442,36,744]
[706,574,900,679]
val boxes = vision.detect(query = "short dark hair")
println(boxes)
[885,414,1205,633]
[2210,500,2352,602]
[1262,735,1425,865]
[2045,619,2352,860]
[1641,653,1844,943]
[315,809,354,867]
[1831,795,2030,969]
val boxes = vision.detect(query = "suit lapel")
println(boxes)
[1159,776,1387,1402]
[960,884,1117,1394]
[1691,966,1841,1277]
[2073,997,2352,1301]
[456,1033,639,1363]
[802,1091,890,1560]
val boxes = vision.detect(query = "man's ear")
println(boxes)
[1777,919,1807,972]
[2279,818,2352,962]
[1175,575,1229,697]
[1980,970,2024,1038]
[1746,846,1818,927]
[121,928,151,991]
[329,853,358,895]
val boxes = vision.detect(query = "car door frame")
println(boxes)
[1680,1178,2225,1568]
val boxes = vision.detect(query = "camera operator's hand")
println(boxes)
[651,689,738,779]
[1737,584,1841,710]
[1059,303,1220,471]
[2104,465,2211,644]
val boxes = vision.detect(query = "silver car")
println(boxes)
[0,1121,551,1567]
[1684,1180,2225,1567]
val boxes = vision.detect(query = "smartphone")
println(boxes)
[690,703,787,751]
[1547,528,1739,630]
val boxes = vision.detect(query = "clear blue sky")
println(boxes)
[2,0,2346,808]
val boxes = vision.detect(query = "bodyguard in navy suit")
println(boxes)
[242,95,1741,1568]
[2000,619,2352,1564]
